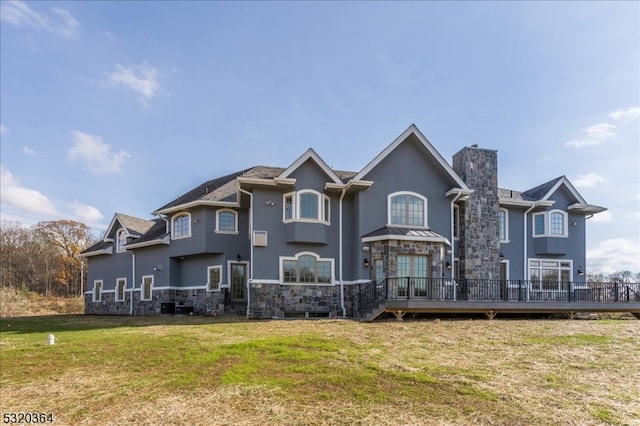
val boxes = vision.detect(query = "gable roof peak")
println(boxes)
[278,147,343,184]
[353,124,470,190]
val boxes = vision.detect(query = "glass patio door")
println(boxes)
[397,255,429,298]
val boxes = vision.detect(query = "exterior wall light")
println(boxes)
[363,258,369,268]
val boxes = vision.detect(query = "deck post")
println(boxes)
[392,310,405,321]
[485,310,496,320]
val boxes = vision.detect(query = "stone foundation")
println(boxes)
[85,289,227,316]
[248,283,342,318]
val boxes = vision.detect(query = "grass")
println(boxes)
[0,315,639,425]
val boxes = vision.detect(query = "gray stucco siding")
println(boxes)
[86,251,132,291]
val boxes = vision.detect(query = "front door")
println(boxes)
[397,255,430,298]
[230,263,247,302]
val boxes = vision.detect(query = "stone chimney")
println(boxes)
[452,145,500,280]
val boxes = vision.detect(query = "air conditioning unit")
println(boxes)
[253,230,267,247]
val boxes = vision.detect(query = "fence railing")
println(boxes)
[356,278,640,314]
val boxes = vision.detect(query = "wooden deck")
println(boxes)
[367,299,640,321]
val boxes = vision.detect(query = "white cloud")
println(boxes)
[22,146,36,155]
[0,123,8,134]
[106,63,164,106]
[587,238,640,274]
[0,1,78,38]
[609,106,640,122]
[67,131,130,174]
[566,123,617,147]
[0,165,58,216]
[589,210,611,223]
[69,201,104,223]
[574,173,604,188]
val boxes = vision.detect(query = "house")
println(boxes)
[81,124,639,319]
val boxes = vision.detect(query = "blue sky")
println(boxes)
[1,1,638,274]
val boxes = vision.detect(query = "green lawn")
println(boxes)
[1,315,638,425]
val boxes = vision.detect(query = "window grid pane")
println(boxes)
[218,212,235,231]
[299,255,315,282]
[534,215,545,235]
[499,211,506,240]
[173,215,190,237]
[283,260,297,282]
[299,193,318,219]
[550,212,564,234]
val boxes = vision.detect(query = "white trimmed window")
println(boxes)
[499,209,509,242]
[533,210,568,237]
[93,280,102,302]
[280,252,334,285]
[116,229,127,253]
[115,278,126,302]
[207,266,222,291]
[172,212,191,239]
[282,190,330,223]
[216,209,238,233]
[389,192,427,227]
[529,259,572,291]
[141,275,153,301]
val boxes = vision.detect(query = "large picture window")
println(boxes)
[282,190,330,223]
[529,259,571,291]
[389,192,427,227]
[172,212,191,238]
[280,252,333,285]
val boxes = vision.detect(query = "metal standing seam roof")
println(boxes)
[362,226,450,242]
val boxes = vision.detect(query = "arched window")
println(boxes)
[280,252,334,285]
[116,229,127,253]
[172,212,191,238]
[216,209,238,233]
[389,192,427,227]
[532,210,567,237]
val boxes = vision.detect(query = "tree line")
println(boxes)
[1,220,95,297]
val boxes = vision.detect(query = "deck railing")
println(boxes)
[356,278,640,315]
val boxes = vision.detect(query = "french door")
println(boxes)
[396,255,430,298]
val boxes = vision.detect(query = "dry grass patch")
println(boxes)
[1,315,638,425]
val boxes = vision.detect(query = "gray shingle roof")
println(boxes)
[125,218,167,246]
[362,226,449,241]
[115,213,156,237]
[521,176,564,201]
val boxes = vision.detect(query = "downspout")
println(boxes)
[238,187,253,318]
[523,203,538,282]
[339,187,347,318]
[130,251,136,315]
[450,191,463,301]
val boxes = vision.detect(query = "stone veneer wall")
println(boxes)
[249,283,341,318]
[85,289,226,316]
[452,146,501,280]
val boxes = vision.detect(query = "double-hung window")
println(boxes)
[281,252,334,285]
[499,209,509,242]
[115,278,126,302]
[93,280,102,302]
[116,229,127,253]
[141,275,153,301]
[389,192,427,227]
[207,266,222,291]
